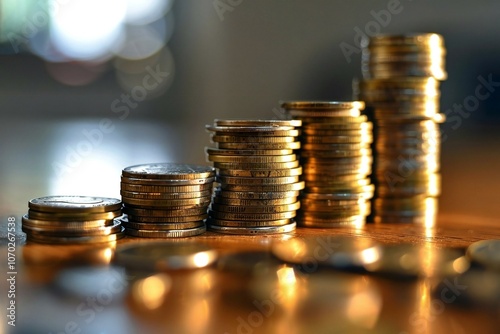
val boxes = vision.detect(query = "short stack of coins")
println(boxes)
[22,196,124,244]
[354,33,446,224]
[281,101,374,228]
[120,163,215,237]
[205,119,303,235]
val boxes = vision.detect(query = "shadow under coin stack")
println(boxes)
[281,102,374,228]
[22,196,124,244]
[120,163,215,237]
[354,33,446,224]
[205,119,303,235]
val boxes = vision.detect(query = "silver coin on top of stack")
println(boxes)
[205,119,302,234]
[120,163,215,237]
[354,33,446,225]
[23,195,124,244]
[281,101,374,228]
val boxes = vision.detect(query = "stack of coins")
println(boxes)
[22,196,124,244]
[205,119,302,235]
[354,33,446,224]
[120,163,215,237]
[281,102,374,228]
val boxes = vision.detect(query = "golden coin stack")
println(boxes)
[281,102,374,228]
[354,33,446,224]
[205,119,303,234]
[120,163,215,237]
[22,196,124,244]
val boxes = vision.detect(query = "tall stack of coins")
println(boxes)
[281,102,374,228]
[354,33,446,224]
[120,163,215,237]
[205,120,302,235]
[22,196,124,244]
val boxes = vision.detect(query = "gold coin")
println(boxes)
[301,143,370,151]
[206,147,294,156]
[297,216,365,227]
[22,214,115,229]
[208,209,296,221]
[121,176,215,186]
[300,148,372,158]
[206,218,293,228]
[22,218,122,236]
[213,119,302,127]
[303,115,368,125]
[122,163,215,180]
[27,209,122,221]
[303,173,367,182]
[217,166,302,178]
[300,198,366,207]
[123,206,207,217]
[212,196,298,206]
[287,109,361,117]
[120,219,204,231]
[303,122,372,132]
[28,196,121,214]
[305,178,371,188]
[208,221,296,235]
[120,190,212,200]
[120,183,213,195]
[214,188,300,200]
[365,33,444,46]
[216,141,301,150]
[207,154,296,163]
[298,211,367,220]
[213,160,299,170]
[281,101,365,110]
[301,134,371,144]
[373,215,434,224]
[209,129,300,137]
[304,184,373,194]
[302,186,374,200]
[206,124,295,132]
[26,228,125,244]
[300,203,366,214]
[123,196,212,208]
[210,201,300,214]
[216,175,300,185]
[219,181,305,192]
[125,226,206,238]
[124,214,208,223]
[305,129,372,138]
[211,135,298,143]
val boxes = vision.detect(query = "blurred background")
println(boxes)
[1,0,500,224]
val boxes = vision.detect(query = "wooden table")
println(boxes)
[2,213,500,333]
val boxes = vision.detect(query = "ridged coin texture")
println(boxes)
[281,101,374,228]
[23,196,123,244]
[120,163,215,237]
[205,119,303,235]
[354,33,446,225]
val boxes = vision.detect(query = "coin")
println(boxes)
[114,241,218,270]
[22,214,115,229]
[219,181,305,192]
[121,176,215,186]
[216,175,300,185]
[212,196,298,206]
[123,214,208,223]
[206,147,294,156]
[466,240,500,271]
[216,141,301,150]
[123,196,212,208]
[213,160,300,170]
[214,189,300,200]
[28,196,121,213]
[211,135,298,143]
[297,215,366,227]
[125,225,206,238]
[26,226,125,244]
[123,206,207,217]
[120,189,212,199]
[217,167,302,178]
[208,209,296,221]
[27,209,122,221]
[208,221,296,235]
[281,101,365,110]
[214,119,302,127]
[207,154,297,163]
[210,201,300,214]
[122,163,215,180]
[120,218,205,230]
[22,218,122,236]
[206,218,293,227]
[287,109,361,118]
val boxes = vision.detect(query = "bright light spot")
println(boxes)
[452,257,470,274]
[124,0,173,25]
[193,252,211,268]
[346,291,382,329]
[360,247,381,265]
[133,274,171,310]
[50,0,126,60]
[116,23,167,60]
[102,247,114,263]
[277,266,296,286]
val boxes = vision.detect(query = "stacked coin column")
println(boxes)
[354,33,446,224]
[281,102,374,228]
[120,163,215,238]
[205,120,303,235]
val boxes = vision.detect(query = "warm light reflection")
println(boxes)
[346,290,382,329]
[132,273,172,310]
[360,247,381,265]
[452,257,470,274]
[277,266,297,286]
[184,298,210,334]
[193,252,211,268]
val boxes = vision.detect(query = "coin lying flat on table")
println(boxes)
[29,196,122,213]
